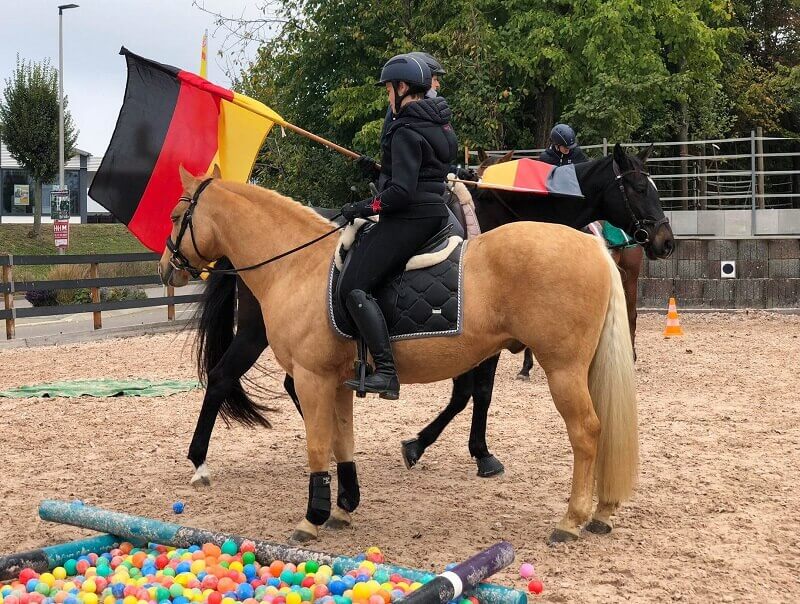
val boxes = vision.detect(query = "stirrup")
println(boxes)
[352,337,371,398]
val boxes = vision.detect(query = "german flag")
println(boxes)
[89,47,284,251]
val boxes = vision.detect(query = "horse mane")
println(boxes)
[212,179,336,231]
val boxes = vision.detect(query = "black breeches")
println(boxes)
[337,217,444,300]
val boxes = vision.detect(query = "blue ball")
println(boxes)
[176,562,192,574]
[236,584,254,600]
[197,572,207,582]
[243,565,257,581]
[64,597,78,604]
[328,581,346,596]
[111,584,125,598]
[267,578,281,588]
[355,554,366,562]
[172,502,185,514]
[356,574,369,583]
[173,597,190,604]
[26,579,39,593]
[341,576,356,589]
[187,545,200,553]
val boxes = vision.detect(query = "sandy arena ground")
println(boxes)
[1,313,799,603]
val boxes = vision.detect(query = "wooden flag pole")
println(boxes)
[282,122,361,160]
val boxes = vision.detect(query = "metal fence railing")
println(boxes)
[470,131,800,212]
[0,252,201,340]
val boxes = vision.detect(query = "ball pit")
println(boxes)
[0,543,433,604]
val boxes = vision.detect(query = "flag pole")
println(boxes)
[200,29,208,78]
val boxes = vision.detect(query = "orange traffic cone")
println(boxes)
[663,297,684,337]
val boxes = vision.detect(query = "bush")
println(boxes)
[47,264,90,306]
[25,289,57,306]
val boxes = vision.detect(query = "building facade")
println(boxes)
[0,141,96,224]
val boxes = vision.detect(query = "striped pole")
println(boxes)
[39,500,333,566]
[0,534,142,581]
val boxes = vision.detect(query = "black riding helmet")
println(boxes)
[550,123,578,149]
[408,51,446,76]
[378,53,432,113]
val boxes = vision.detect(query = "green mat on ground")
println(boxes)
[0,379,201,398]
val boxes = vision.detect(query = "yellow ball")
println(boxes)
[40,573,56,587]
[318,565,333,577]
[190,561,205,575]
[83,594,98,604]
[359,561,376,574]
[228,561,243,573]
[123,596,137,604]
[82,580,97,593]
[136,577,148,587]
[285,592,301,604]
[63,583,77,593]
[137,599,148,604]
[296,563,306,575]
[396,583,410,592]
[366,547,381,555]
[278,587,290,595]
[352,583,372,602]
[53,568,67,581]
[409,582,423,592]
[85,569,97,578]
[175,574,191,587]
[104,596,116,604]
[221,598,236,604]
[380,583,394,593]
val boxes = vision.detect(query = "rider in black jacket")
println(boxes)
[339,54,458,399]
[539,123,589,166]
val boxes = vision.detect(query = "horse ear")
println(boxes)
[638,144,654,164]
[613,143,630,170]
[500,150,515,163]
[211,164,222,179]
[477,148,488,163]
[179,165,198,192]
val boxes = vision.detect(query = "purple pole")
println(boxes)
[400,542,519,604]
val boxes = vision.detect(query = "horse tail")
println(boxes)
[194,258,272,428]
[588,241,639,504]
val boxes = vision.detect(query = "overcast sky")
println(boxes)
[0,0,262,157]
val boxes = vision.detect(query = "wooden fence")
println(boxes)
[0,252,202,340]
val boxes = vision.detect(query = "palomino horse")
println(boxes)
[185,146,664,486]
[161,144,672,544]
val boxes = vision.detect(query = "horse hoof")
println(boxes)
[585,519,613,535]
[190,464,211,487]
[548,528,580,544]
[324,516,351,530]
[401,438,424,469]
[289,529,317,544]
[515,373,530,382]
[476,455,505,478]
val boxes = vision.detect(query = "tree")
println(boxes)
[0,57,78,235]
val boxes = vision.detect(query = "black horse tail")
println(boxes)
[194,257,272,428]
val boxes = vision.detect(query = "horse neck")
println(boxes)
[574,157,614,221]
[205,183,335,298]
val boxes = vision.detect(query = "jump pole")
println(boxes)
[0,534,143,581]
[39,501,526,604]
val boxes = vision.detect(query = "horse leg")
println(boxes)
[516,348,535,381]
[290,369,338,544]
[401,367,475,470]
[468,354,505,477]
[283,374,303,417]
[326,387,359,530]
[619,246,643,358]
[187,320,267,487]
[543,366,600,543]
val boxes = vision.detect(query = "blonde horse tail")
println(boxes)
[588,240,639,504]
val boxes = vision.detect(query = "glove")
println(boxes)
[456,167,479,181]
[356,155,380,179]
[340,202,362,223]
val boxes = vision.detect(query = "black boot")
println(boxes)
[344,289,400,400]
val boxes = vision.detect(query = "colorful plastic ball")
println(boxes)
[172,502,184,514]
[236,584,254,600]
[527,580,543,595]
[368,596,383,604]
[220,541,238,556]
[519,563,535,579]
[206,593,221,604]
[26,581,39,594]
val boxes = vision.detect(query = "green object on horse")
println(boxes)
[603,222,636,249]
[0,379,201,398]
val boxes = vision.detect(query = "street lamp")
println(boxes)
[58,3,79,187]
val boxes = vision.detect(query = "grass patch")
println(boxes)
[0,224,151,281]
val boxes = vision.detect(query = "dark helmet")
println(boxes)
[550,124,578,149]
[408,51,446,76]
[377,54,432,92]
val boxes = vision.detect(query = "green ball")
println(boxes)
[293,572,305,586]
[156,587,171,601]
[219,561,230,569]
[35,583,51,596]
[300,588,313,602]
[96,566,111,578]
[221,540,238,556]
[169,584,184,598]
[129,568,141,578]
[304,561,319,574]
[242,552,256,565]
[162,568,176,577]
[64,559,78,576]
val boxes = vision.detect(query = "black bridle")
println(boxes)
[609,161,670,246]
[165,178,345,279]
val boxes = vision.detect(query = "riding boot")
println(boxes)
[343,289,400,400]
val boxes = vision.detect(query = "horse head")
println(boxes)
[476,148,515,177]
[159,165,223,287]
[603,144,674,259]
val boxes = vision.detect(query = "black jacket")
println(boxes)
[355,97,458,219]
[539,145,589,166]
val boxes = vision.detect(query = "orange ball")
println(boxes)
[269,561,284,578]
[120,543,134,555]
[217,578,237,594]
[202,544,222,558]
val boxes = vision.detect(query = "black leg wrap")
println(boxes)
[336,462,361,513]
[305,472,332,526]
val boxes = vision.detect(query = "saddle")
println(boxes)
[328,211,467,341]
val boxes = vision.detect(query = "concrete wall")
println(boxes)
[639,239,800,308]
[666,209,800,237]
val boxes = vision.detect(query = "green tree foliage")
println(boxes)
[224,0,794,205]
[0,57,78,234]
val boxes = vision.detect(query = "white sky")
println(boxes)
[0,0,262,157]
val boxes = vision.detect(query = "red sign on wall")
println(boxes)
[54,220,70,248]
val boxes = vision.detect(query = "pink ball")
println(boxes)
[519,563,535,579]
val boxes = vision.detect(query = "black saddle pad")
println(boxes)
[328,240,466,341]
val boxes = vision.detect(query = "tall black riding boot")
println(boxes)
[344,289,400,400]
